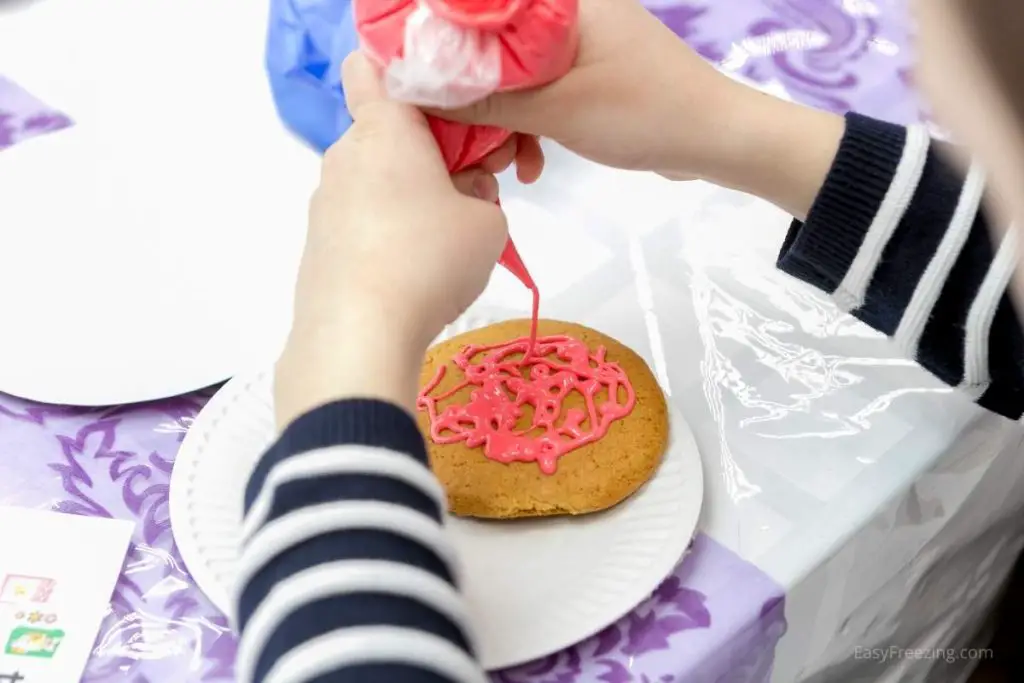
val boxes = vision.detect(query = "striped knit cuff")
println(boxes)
[244,399,428,512]
[778,113,906,293]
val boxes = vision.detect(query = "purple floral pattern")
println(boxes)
[0,77,72,150]
[489,535,786,683]
[491,576,713,683]
[0,0,919,680]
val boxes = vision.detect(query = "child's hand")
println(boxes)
[433,0,744,180]
[275,53,509,426]
[436,0,844,218]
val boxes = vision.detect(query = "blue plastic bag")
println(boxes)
[266,0,360,152]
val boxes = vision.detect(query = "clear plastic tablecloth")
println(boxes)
[4,1,1024,682]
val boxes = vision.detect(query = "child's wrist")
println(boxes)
[656,78,778,188]
[275,305,430,427]
[698,90,844,220]
[693,84,788,189]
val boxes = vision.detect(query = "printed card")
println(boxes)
[0,507,132,683]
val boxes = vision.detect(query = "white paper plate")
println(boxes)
[0,0,317,405]
[169,314,704,669]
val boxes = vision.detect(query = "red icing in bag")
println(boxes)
[426,117,511,173]
[417,335,637,474]
[355,0,578,106]
[356,0,577,169]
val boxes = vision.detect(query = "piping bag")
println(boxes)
[354,0,579,301]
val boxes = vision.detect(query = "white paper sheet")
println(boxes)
[0,507,133,683]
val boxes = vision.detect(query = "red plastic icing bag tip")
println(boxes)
[499,239,535,290]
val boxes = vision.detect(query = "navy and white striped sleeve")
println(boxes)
[233,399,486,683]
[778,113,1024,419]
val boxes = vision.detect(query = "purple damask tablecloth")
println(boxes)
[0,77,71,151]
[0,1,918,681]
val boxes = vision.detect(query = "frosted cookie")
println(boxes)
[416,319,669,519]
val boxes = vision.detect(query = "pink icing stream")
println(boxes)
[417,334,636,474]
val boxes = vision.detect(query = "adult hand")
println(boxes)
[275,52,510,426]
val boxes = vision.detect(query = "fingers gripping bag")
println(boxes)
[354,0,579,287]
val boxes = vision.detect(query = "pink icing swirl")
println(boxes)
[417,334,636,474]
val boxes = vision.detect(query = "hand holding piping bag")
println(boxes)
[275,54,518,426]
[353,0,580,289]
[430,0,844,220]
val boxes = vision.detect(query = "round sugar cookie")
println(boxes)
[416,319,669,519]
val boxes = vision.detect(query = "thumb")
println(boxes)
[342,51,389,119]
[451,169,500,203]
